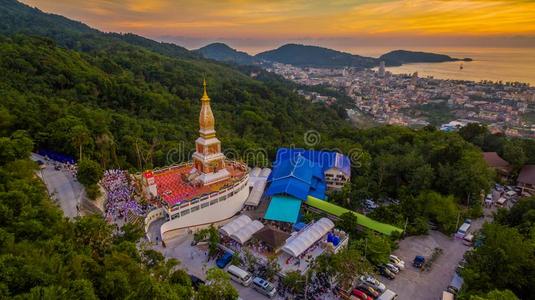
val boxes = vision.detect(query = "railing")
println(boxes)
[144,207,164,236]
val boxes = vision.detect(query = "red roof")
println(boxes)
[482,152,510,168]
[518,165,535,185]
[151,163,246,207]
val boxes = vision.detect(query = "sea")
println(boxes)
[348,46,535,85]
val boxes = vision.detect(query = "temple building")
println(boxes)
[142,80,250,241]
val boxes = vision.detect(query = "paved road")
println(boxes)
[31,153,83,218]
[387,208,494,300]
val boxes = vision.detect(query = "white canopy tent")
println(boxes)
[260,168,272,178]
[244,180,267,206]
[281,218,334,257]
[219,215,252,236]
[250,167,262,177]
[230,220,265,244]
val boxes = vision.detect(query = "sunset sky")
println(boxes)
[21,0,535,53]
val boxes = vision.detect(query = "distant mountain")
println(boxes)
[380,50,472,66]
[255,44,377,69]
[195,43,257,65]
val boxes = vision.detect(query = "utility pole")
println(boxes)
[403,217,409,237]
[467,193,471,207]
[455,211,461,235]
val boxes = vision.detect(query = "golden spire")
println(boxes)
[201,77,210,102]
[199,78,215,136]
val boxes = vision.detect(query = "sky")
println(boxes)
[21,0,535,54]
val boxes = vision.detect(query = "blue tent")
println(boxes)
[273,148,351,178]
[266,155,326,200]
[264,196,302,224]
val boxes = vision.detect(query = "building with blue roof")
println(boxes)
[273,148,351,190]
[263,149,351,224]
[266,155,326,201]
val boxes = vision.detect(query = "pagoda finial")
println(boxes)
[201,78,209,101]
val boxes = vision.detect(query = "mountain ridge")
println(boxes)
[195,42,472,69]
[195,42,257,65]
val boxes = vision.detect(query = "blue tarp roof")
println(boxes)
[264,196,302,224]
[273,148,351,177]
[37,149,76,164]
[266,155,326,200]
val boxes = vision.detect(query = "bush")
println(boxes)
[85,184,101,200]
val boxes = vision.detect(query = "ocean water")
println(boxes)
[351,46,535,85]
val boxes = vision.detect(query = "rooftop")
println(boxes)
[482,152,510,169]
[150,161,247,207]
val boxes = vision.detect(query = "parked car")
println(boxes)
[447,273,464,294]
[389,255,405,270]
[463,233,474,246]
[252,277,277,298]
[359,275,386,292]
[384,263,400,274]
[356,285,380,298]
[352,289,373,300]
[378,266,396,279]
[216,252,233,269]
[413,255,425,268]
[377,289,398,300]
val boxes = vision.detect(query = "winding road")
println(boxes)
[31,153,84,218]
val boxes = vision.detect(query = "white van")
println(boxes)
[252,277,277,298]
[456,222,470,238]
[377,289,398,300]
[227,265,252,286]
[442,291,455,300]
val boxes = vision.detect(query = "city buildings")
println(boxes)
[265,62,535,138]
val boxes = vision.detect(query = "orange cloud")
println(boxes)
[21,0,535,39]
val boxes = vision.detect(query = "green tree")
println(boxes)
[336,212,359,236]
[70,124,92,160]
[281,270,305,295]
[196,268,238,300]
[77,159,103,186]
[264,254,282,281]
[461,223,535,299]
[331,246,371,290]
[356,233,392,266]
[469,289,519,300]
[502,140,526,171]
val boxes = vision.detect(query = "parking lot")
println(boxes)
[387,208,494,300]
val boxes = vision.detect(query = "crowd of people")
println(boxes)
[102,169,144,223]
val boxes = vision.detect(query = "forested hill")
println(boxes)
[255,44,377,69]
[380,50,472,66]
[0,0,196,59]
[195,43,258,65]
[0,0,350,170]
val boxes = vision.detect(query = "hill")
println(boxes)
[196,43,257,65]
[255,44,377,69]
[0,0,196,59]
[380,50,472,66]
[0,0,348,170]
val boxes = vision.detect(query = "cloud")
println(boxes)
[21,0,535,43]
